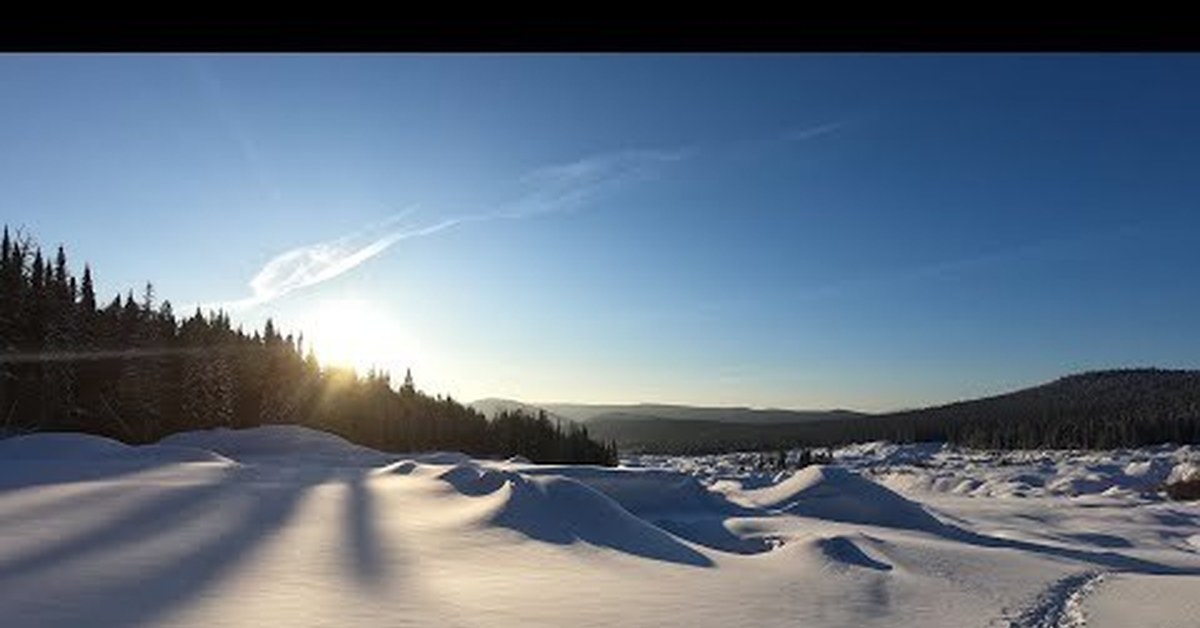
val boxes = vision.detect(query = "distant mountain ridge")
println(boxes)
[474,369,1200,454]
[468,399,863,425]
[469,398,573,423]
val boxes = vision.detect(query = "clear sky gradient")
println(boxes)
[4,54,1199,411]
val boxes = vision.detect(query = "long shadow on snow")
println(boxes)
[0,465,248,579]
[0,480,148,529]
[345,472,389,586]
[0,463,354,628]
[0,458,220,492]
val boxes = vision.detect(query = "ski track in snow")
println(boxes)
[1007,571,1106,628]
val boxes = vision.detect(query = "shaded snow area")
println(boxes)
[0,430,1197,627]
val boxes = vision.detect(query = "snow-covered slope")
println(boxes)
[0,432,232,463]
[1,427,1198,627]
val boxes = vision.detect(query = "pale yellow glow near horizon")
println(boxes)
[301,298,423,379]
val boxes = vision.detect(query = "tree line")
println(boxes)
[867,369,1200,450]
[0,226,617,466]
[591,369,1200,454]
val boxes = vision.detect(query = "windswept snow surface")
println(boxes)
[1,430,1199,627]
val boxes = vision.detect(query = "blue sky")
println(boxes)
[3,54,1199,411]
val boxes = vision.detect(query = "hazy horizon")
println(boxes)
[6,54,1200,412]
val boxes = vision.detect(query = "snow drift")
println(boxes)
[159,425,389,465]
[2,428,1200,628]
[523,465,738,518]
[737,465,947,532]
[0,433,232,464]
[434,462,713,566]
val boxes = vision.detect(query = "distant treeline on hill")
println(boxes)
[0,226,617,466]
[871,369,1200,450]
[589,370,1200,455]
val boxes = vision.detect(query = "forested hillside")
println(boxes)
[590,371,1200,454]
[870,369,1200,449]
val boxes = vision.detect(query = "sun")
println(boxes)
[301,299,418,376]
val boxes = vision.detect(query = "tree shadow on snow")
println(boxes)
[0,458,222,492]
[345,473,389,587]
[0,463,396,628]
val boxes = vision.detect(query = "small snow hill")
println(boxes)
[734,465,947,532]
[432,462,714,566]
[159,425,392,466]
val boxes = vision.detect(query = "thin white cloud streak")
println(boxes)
[783,120,847,143]
[212,148,685,312]
[501,148,687,219]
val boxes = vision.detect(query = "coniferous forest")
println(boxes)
[0,226,617,466]
[589,369,1200,455]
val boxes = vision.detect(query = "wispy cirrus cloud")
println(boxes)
[722,118,851,161]
[210,124,847,312]
[783,120,847,143]
[222,213,463,311]
[212,147,685,312]
[501,148,687,218]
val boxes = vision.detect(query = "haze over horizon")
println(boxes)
[4,54,1200,413]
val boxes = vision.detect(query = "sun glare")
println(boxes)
[302,299,418,377]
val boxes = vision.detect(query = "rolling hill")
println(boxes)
[474,369,1200,454]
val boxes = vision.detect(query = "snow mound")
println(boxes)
[778,534,893,572]
[159,425,388,464]
[436,463,713,566]
[741,465,946,531]
[0,432,232,464]
[526,466,734,517]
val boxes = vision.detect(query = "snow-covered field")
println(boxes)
[1,429,1198,627]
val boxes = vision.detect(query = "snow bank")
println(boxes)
[0,433,231,464]
[159,425,388,465]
